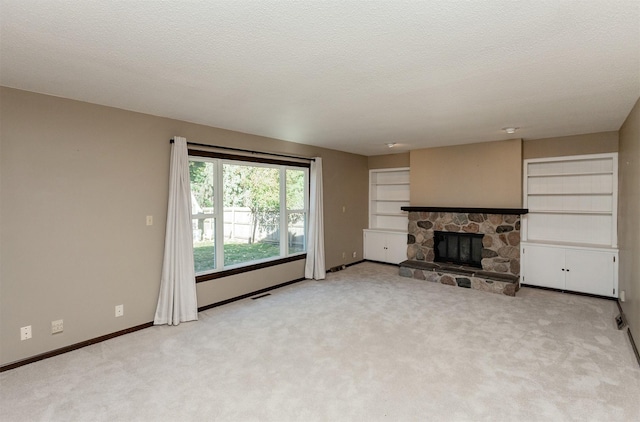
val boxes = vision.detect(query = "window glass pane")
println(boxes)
[286,169,305,210]
[193,218,215,273]
[223,226,280,266]
[189,161,215,214]
[222,163,281,267]
[288,212,306,253]
[189,156,308,275]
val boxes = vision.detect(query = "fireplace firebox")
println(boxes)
[434,231,483,268]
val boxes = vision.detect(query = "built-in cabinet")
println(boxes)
[364,168,409,264]
[363,230,407,264]
[521,153,619,297]
[521,243,618,297]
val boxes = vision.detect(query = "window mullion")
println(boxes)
[280,168,287,256]
[214,159,224,269]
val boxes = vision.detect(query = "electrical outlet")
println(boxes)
[146,215,153,226]
[342,252,346,259]
[20,325,32,341]
[51,319,64,334]
[352,251,357,258]
[115,304,124,317]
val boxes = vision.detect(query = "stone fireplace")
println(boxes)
[399,207,528,296]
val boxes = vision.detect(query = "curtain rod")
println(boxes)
[170,139,315,162]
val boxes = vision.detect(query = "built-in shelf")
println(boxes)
[527,171,614,178]
[529,210,612,215]
[523,152,618,247]
[366,167,410,264]
[369,167,409,232]
[522,153,619,298]
[523,239,619,250]
[527,192,613,196]
[373,199,410,202]
[366,227,408,233]
[372,182,409,186]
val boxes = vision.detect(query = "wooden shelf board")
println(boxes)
[528,210,612,215]
[527,171,613,178]
[365,228,408,233]
[527,192,613,196]
[522,240,617,250]
[372,199,410,202]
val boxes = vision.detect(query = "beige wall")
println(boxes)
[368,152,410,169]
[0,87,368,365]
[523,131,618,159]
[409,139,522,208]
[618,97,640,343]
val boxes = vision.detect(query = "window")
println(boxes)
[189,153,309,278]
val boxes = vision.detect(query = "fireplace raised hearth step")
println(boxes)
[399,260,519,296]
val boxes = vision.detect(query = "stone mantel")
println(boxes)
[401,206,528,215]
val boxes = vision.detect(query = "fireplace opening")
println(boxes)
[434,231,483,268]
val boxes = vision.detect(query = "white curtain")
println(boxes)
[305,157,326,280]
[154,137,199,325]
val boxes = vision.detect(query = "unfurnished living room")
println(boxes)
[1,1,639,421]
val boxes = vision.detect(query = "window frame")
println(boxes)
[189,149,310,283]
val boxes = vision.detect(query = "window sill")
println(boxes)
[195,254,307,283]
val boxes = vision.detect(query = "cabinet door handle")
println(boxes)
[561,268,565,271]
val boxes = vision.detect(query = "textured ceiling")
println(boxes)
[1,1,639,156]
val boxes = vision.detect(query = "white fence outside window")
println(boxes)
[192,207,304,247]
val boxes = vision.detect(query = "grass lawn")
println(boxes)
[193,241,281,273]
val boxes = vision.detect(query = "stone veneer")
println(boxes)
[407,211,522,276]
[399,260,518,296]
[398,207,527,297]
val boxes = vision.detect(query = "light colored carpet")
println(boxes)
[1,262,639,421]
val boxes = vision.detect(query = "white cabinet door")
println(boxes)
[522,243,618,297]
[364,230,407,264]
[522,244,565,289]
[386,232,408,264]
[364,231,388,262]
[565,249,615,297]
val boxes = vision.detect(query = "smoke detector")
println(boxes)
[502,127,519,134]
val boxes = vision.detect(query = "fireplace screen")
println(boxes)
[434,231,483,268]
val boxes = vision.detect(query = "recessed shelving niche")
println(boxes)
[523,153,618,248]
[521,153,619,298]
[368,168,410,231]
[364,167,410,264]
